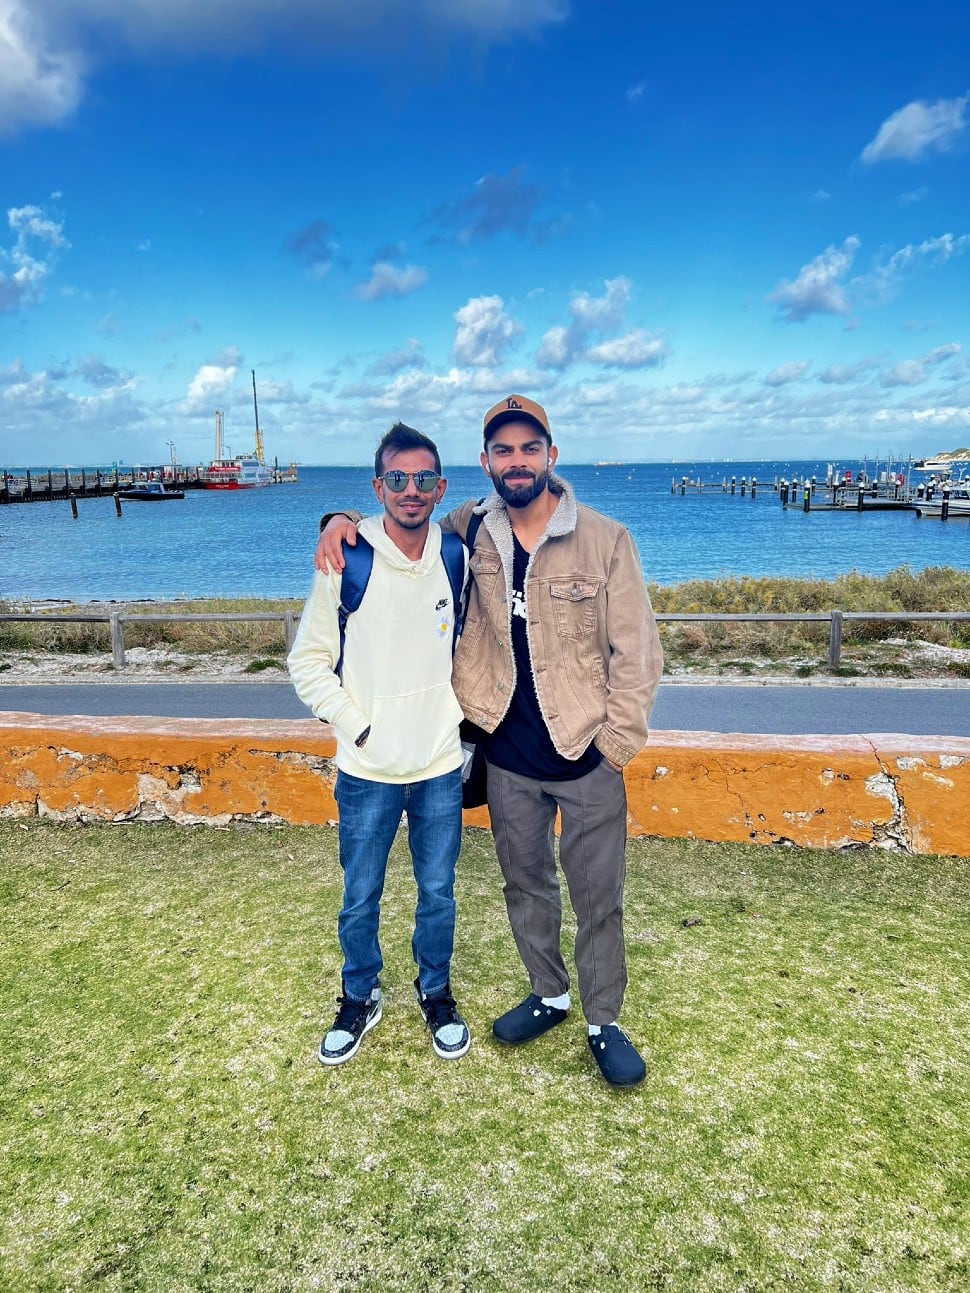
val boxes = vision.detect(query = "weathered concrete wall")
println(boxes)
[1,712,967,857]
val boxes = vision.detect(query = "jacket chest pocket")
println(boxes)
[470,551,502,600]
[548,579,599,638]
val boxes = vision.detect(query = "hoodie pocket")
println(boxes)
[354,683,463,778]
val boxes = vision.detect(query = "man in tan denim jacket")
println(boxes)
[316,394,663,1087]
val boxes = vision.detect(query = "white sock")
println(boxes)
[541,993,570,1010]
[588,1020,617,1036]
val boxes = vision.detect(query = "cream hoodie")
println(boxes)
[287,514,465,783]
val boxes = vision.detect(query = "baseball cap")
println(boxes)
[482,394,552,444]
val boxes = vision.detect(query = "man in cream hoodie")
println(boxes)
[288,423,470,1065]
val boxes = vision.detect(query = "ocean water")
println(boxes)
[2,461,968,603]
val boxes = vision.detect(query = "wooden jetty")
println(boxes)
[669,469,931,515]
[0,465,208,505]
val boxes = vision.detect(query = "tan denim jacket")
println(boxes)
[444,477,663,767]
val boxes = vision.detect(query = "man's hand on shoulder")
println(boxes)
[314,515,359,573]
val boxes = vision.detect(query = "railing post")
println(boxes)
[110,613,126,669]
[283,610,297,654]
[828,610,843,667]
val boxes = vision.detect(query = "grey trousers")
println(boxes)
[486,758,629,1025]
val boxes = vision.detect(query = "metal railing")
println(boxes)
[654,611,970,667]
[2,608,969,669]
[0,611,299,670]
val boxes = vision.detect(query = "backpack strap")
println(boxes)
[450,503,486,642]
[336,536,375,678]
[439,531,467,649]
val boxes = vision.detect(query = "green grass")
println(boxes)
[4,565,970,677]
[2,823,968,1290]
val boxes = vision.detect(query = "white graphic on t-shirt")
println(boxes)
[510,588,527,620]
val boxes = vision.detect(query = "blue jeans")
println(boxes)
[334,768,463,1002]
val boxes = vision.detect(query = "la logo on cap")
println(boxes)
[507,398,522,410]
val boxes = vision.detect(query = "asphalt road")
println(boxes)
[2,681,968,736]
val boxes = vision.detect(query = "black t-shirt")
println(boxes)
[484,532,601,782]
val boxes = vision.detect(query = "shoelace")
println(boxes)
[422,992,461,1031]
[332,994,371,1033]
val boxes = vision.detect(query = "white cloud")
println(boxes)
[367,339,426,376]
[880,360,926,388]
[879,343,961,388]
[535,325,570,370]
[569,276,630,331]
[768,237,860,323]
[625,81,646,104]
[865,232,970,303]
[898,186,928,207]
[0,3,83,135]
[452,295,524,367]
[817,358,880,385]
[586,330,667,369]
[75,355,128,388]
[861,94,969,165]
[355,261,428,302]
[0,202,69,312]
[8,205,69,247]
[181,359,239,413]
[2,0,568,133]
[537,277,643,370]
[764,361,811,387]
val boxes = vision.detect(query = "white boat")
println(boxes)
[204,373,275,490]
[204,454,274,490]
[915,486,970,518]
[913,450,970,473]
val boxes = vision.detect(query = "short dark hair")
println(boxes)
[374,422,442,477]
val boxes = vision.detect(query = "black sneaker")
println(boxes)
[413,979,471,1059]
[318,985,382,1066]
[588,1024,646,1087]
[492,993,569,1045]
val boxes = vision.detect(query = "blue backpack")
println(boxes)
[335,516,483,677]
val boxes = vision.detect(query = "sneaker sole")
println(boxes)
[317,1002,382,1066]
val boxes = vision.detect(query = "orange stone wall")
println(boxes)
[1,712,967,857]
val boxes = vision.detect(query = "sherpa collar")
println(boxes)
[476,475,577,578]
[475,474,576,535]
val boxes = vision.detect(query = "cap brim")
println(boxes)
[483,409,550,440]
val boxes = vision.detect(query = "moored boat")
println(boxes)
[203,455,274,490]
[915,486,970,518]
[116,480,185,501]
[204,373,275,490]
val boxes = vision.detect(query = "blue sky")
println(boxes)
[1,0,968,468]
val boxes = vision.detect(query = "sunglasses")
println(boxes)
[378,470,441,493]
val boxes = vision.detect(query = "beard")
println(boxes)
[389,512,428,530]
[492,467,551,508]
